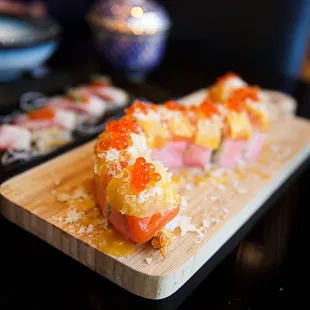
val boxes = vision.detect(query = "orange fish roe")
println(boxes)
[199,97,220,118]
[125,100,155,115]
[217,71,240,84]
[188,105,198,112]
[98,116,141,152]
[164,100,185,111]
[227,86,260,112]
[98,131,133,151]
[28,107,55,120]
[131,157,161,192]
[106,115,140,134]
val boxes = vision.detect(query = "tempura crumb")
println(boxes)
[151,229,173,257]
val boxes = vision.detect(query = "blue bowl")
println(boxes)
[0,13,61,82]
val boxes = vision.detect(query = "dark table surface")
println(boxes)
[1,33,310,310]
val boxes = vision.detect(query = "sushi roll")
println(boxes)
[92,73,272,252]
[0,124,31,151]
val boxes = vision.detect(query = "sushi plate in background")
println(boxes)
[0,75,134,181]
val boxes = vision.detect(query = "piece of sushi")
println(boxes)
[228,86,270,161]
[88,84,129,110]
[152,140,188,169]
[106,158,181,243]
[93,114,180,247]
[46,95,106,118]
[93,115,151,218]
[66,87,108,118]
[0,124,31,150]
[150,100,195,168]
[213,100,252,168]
[126,101,171,149]
[13,106,77,131]
[183,98,223,169]
[208,72,247,104]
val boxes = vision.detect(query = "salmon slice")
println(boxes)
[244,132,266,160]
[183,143,212,169]
[0,125,31,150]
[109,207,180,243]
[213,138,247,167]
[151,140,188,169]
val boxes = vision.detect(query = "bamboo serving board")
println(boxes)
[1,90,310,300]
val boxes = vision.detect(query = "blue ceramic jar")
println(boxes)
[88,0,171,80]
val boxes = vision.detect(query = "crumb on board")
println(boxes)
[151,229,173,257]
[54,186,90,203]
[145,257,153,265]
[64,208,85,223]
[202,218,211,229]
[184,183,194,191]
[86,224,95,233]
[210,196,218,202]
[235,186,248,195]
[54,179,60,186]
[77,225,86,234]
[177,215,201,237]
[56,193,71,202]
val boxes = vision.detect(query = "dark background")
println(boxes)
[34,0,310,79]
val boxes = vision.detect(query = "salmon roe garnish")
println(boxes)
[199,97,220,118]
[164,100,185,111]
[125,100,155,115]
[106,115,140,134]
[98,131,133,151]
[98,116,141,152]
[227,86,260,112]
[28,107,55,120]
[131,157,161,192]
[188,105,198,112]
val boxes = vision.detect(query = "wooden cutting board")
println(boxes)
[1,90,310,300]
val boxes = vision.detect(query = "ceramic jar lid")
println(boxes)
[88,0,171,35]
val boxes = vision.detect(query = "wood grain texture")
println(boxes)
[0,90,309,300]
